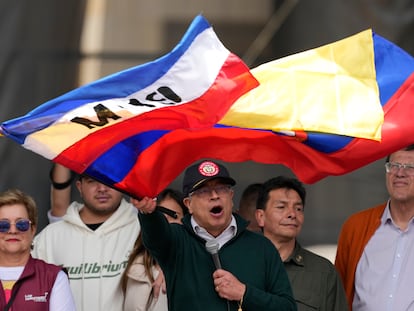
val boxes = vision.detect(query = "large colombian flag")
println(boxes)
[2,17,414,198]
[187,28,414,185]
[104,28,413,198]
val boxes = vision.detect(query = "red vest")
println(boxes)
[0,256,61,310]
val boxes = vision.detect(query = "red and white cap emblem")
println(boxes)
[198,161,219,177]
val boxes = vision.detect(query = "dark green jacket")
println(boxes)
[139,211,296,311]
[285,242,348,311]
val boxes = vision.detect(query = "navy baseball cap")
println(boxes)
[182,160,236,196]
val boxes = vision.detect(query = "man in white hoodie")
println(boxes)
[32,167,140,311]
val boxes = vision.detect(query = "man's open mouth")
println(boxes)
[210,206,223,214]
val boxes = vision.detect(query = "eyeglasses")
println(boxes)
[385,162,414,176]
[190,185,232,199]
[0,219,32,233]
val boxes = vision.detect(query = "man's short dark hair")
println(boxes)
[385,144,414,162]
[256,176,306,210]
[239,183,262,208]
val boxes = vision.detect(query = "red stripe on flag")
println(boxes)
[55,53,258,172]
[116,73,414,198]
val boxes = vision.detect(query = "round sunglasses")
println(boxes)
[0,219,32,233]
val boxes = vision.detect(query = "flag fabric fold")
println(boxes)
[221,29,385,140]
[2,20,414,199]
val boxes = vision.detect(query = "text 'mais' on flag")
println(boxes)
[0,15,258,197]
[112,29,414,197]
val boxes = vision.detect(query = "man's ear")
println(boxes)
[255,209,265,227]
[183,197,193,214]
[75,179,82,194]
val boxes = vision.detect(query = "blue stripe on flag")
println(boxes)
[214,124,352,153]
[374,32,414,104]
[83,129,170,184]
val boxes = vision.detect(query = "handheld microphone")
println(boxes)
[205,240,222,269]
[206,240,230,311]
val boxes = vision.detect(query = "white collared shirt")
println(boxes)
[191,215,237,249]
[353,202,414,311]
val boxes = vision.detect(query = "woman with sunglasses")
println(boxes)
[0,189,75,310]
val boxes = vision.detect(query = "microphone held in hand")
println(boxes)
[206,240,231,311]
[205,240,222,269]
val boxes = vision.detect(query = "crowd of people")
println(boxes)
[1,144,414,310]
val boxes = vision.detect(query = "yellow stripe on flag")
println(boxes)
[221,29,383,140]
